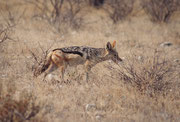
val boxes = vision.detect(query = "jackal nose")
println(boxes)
[113,58,123,65]
[118,57,123,62]
[118,57,125,65]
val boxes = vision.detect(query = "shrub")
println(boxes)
[0,4,21,43]
[142,0,180,23]
[106,49,178,97]
[0,81,42,121]
[105,0,134,23]
[26,0,85,31]
[0,25,12,43]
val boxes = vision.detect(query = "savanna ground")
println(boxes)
[0,0,180,121]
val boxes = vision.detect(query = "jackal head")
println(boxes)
[106,41,123,64]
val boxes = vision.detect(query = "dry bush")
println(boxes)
[0,3,25,43]
[142,0,180,23]
[25,0,85,31]
[0,3,25,26]
[106,49,178,97]
[0,81,42,122]
[0,24,14,43]
[104,0,134,23]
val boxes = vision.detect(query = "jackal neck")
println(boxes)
[87,48,110,64]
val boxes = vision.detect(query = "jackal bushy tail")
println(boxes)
[42,51,53,71]
[34,51,53,77]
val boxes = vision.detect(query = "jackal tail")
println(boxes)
[34,51,53,77]
[41,51,53,73]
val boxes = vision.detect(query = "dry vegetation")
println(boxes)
[0,0,180,121]
[105,0,134,23]
[142,0,180,23]
[0,81,42,122]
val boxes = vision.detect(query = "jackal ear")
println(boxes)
[112,40,116,48]
[106,42,113,51]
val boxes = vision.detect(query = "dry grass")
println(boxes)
[0,0,180,121]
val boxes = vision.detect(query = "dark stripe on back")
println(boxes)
[53,47,83,57]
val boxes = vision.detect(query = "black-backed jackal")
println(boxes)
[34,41,123,81]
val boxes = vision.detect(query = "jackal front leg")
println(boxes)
[43,62,54,81]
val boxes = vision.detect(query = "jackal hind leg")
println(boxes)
[60,66,65,81]
[53,62,66,81]
[43,62,57,81]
